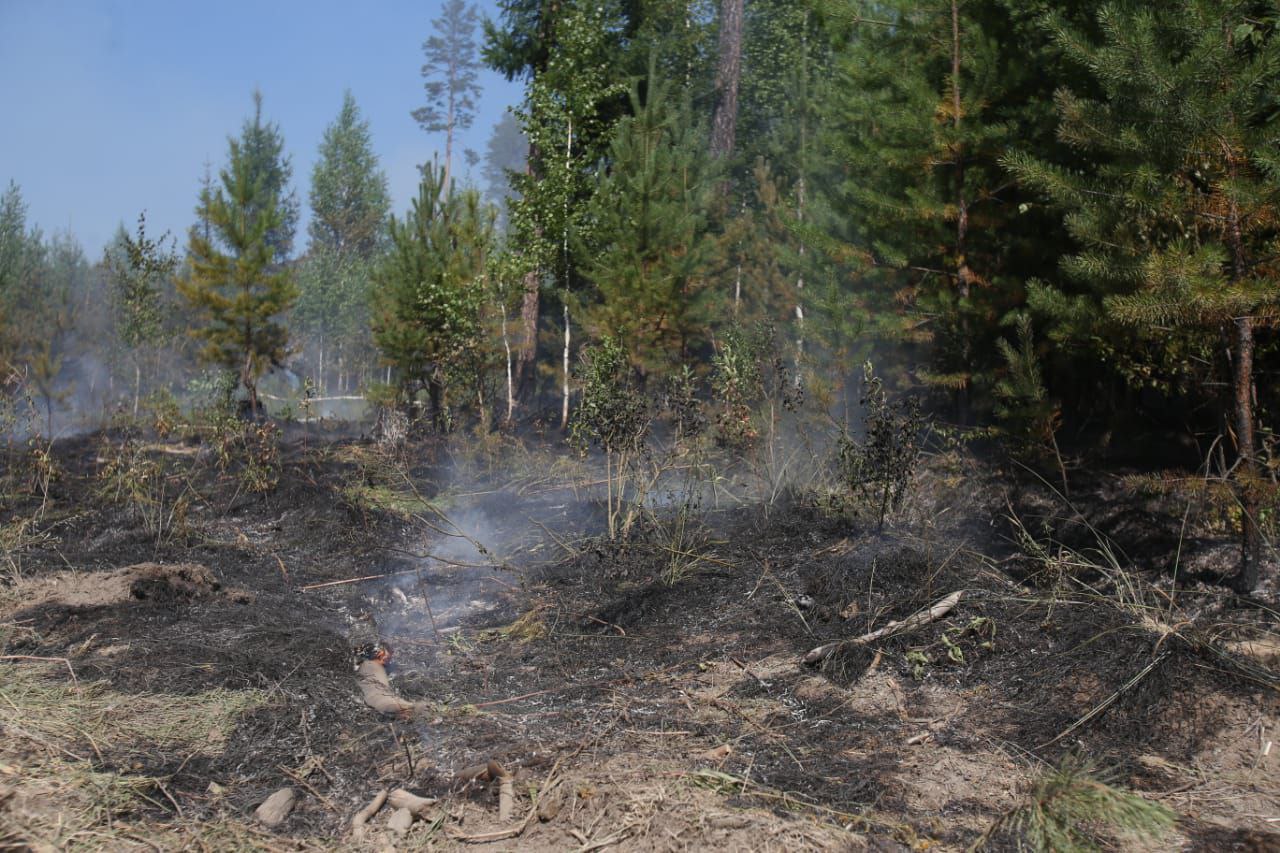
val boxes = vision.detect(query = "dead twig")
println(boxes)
[1037,651,1170,749]
[803,590,964,665]
[0,655,79,689]
[278,764,338,812]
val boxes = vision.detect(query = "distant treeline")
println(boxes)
[3,0,1279,483]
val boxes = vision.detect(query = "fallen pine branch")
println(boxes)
[802,590,964,665]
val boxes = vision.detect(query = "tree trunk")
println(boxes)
[502,309,515,425]
[561,303,570,430]
[950,0,973,422]
[710,0,744,159]
[133,360,141,419]
[515,147,543,404]
[1232,317,1261,592]
[428,374,445,432]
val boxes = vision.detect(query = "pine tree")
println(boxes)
[238,90,299,266]
[414,0,484,193]
[1005,0,1280,591]
[297,92,390,393]
[371,166,493,429]
[816,0,1098,418]
[178,136,298,419]
[577,67,718,378]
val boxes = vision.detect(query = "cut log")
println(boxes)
[803,590,964,665]
[254,787,297,828]
[386,806,414,836]
[387,788,437,817]
[356,660,418,718]
[351,789,387,839]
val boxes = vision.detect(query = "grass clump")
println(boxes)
[975,756,1175,852]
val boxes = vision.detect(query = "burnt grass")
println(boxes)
[1,430,1278,850]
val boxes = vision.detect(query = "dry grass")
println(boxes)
[0,660,277,851]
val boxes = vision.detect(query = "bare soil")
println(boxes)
[0,432,1276,851]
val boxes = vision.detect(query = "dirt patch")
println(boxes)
[12,562,225,611]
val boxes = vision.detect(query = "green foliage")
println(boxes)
[178,121,299,416]
[570,335,649,457]
[308,92,390,259]
[236,91,299,265]
[371,166,493,428]
[1005,0,1280,367]
[570,335,651,538]
[105,213,179,415]
[993,312,1059,449]
[577,65,718,377]
[980,756,1175,852]
[836,362,925,531]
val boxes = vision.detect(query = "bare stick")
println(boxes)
[0,655,79,689]
[1037,651,1170,749]
[802,590,964,665]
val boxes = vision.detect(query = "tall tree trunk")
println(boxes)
[794,11,809,384]
[515,147,542,404]
[710,0,744,159]
[950,0,972,422]
[1225,168,1263,592]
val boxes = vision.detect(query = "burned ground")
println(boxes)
[0,433,1277,850]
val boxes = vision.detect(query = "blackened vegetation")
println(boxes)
[0,430,1276,849]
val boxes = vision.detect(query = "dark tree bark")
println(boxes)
[1232,316,1261,591]
[710,0,744,159]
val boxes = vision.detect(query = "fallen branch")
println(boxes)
[802,590,964,665]
[351,789,387,839]
[1037,651,1170,749]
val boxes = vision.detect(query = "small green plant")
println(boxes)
[973,756,1175,852]
[906,649,930,679]
[96,436,192,546]
[570,336,651,538]
[836,361,925,531]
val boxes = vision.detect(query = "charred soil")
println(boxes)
[0,433,1276,850]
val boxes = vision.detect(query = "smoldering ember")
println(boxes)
[1,2,1279,851]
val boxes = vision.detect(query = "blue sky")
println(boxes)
[0,0,523,257]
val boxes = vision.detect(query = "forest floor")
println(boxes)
[0,427,1277,851]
